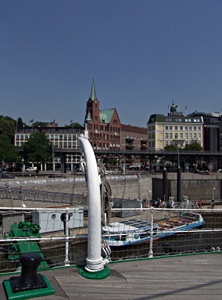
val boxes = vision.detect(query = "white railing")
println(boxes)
[0,206,222,274]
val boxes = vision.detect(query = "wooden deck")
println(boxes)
[1,253,222,300]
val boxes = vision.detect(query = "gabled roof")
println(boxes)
[100,109,115,124]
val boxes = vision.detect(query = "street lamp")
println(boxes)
[176,145,181,204]
[176,146,180,169]
[213,187,215,200]
[148,190,151,207]
[21,158,24,175]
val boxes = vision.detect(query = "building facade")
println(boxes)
[147,102,204,151]
[15,125,84,171]
[121,124,148,168]
[84,80,148,169]
[188,111,222,152]
[84,80,148,153]
[84,80,121,151]
[121,124,147,151]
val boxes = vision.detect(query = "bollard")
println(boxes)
[9,253,46,292]
[3,253,54,300]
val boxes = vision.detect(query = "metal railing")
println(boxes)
[0,186,87,205]
[0,206,221,274]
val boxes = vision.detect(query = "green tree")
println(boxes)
[23,132,52,167]
[0,116,19,167]
[164,144,178,151]
[164,144,180,167]
[0,134,19,163]
[17,117,24,129]
[65,122,83,128]
[31,121,48,127]
[184,141,202,151]
[0,115,16,143]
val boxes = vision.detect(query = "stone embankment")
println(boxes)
[1,172,222,207]
[0,174,152,207]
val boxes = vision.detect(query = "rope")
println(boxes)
[98,163,112,226]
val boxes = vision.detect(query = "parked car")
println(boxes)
[48,174,66,178]
[26,167,37,172]
[1,172,15,178]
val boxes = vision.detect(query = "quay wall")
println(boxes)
[153,177,222,202]
[1,174,152,201]
[1,173,222,203]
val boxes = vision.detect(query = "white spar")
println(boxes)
[78,135,108,272]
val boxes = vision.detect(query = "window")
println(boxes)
[165,133,169,139]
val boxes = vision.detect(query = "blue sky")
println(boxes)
[1,0,222,127]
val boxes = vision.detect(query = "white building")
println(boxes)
[147,102,204,151]
[15,125,84,171]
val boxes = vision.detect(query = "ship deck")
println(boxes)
[1,253,222,300]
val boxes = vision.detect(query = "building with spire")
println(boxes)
[84,79,121,150]
[84,79,148,160]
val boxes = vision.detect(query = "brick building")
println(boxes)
[84,80,147,152]
[84,80,121,151]
[121,124,147,151]
[121,124,148,168]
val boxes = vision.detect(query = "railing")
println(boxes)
[0,206,221,274]
[0,186,87,205]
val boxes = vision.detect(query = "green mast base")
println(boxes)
[76,265,110,280]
